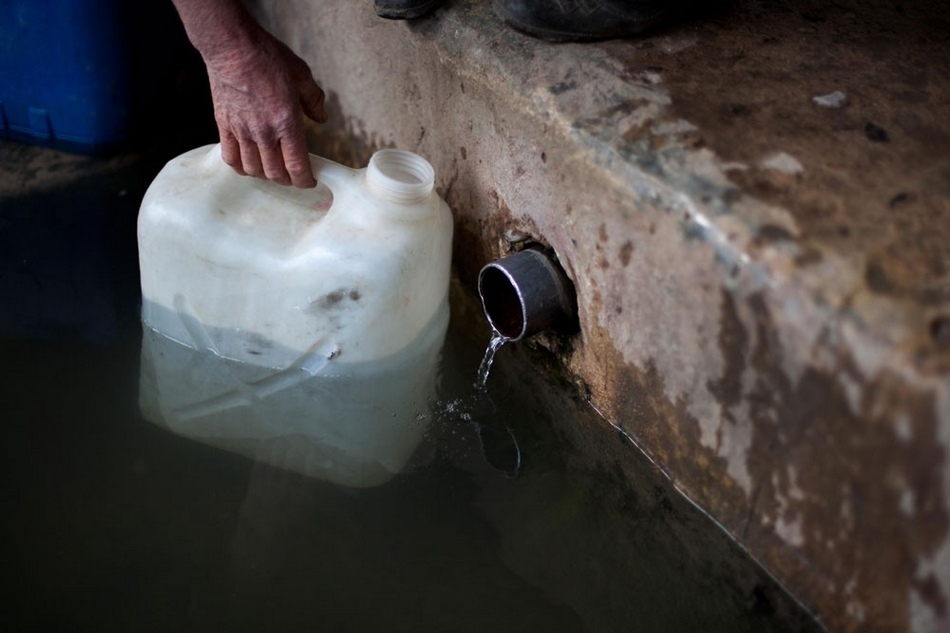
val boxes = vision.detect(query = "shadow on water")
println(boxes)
[0,140,821,632]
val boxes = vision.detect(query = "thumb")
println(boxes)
[299,78,328,124]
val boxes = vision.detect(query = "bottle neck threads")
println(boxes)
[366,149,435,204]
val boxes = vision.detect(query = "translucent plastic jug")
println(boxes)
[138,143,453,368]
[137,144,453,487]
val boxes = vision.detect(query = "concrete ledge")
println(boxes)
[249,1,950,630]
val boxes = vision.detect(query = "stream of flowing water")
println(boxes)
[476,330,509,390]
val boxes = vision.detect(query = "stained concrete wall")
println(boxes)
[246,1,950,631]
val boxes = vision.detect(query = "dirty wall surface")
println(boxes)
[247,1,950,631]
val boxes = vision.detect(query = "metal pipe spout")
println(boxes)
[477,248,577,341]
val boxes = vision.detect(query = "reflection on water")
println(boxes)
[431,391,522,479]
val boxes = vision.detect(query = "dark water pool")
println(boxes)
[0,141,820,632]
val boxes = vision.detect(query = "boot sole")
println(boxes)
[375,0,444,20]
[493,1,666,43]
[501,16,664,42]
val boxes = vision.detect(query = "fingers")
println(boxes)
[219,126,314,189]
[258,141,293,186]
[280,133,316,189]
[210,61,326,188]
[218,125,246,176]
[299,78,328,124]
[220,118,314,188]
[218,112,290,185]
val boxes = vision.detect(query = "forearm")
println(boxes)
[170,0,261,63]
[169,0,327,187]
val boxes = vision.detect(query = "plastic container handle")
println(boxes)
[309,154,356,194]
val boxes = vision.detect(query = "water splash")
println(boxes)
[429,394,521,478]
[476,330,509,390]
[419,329,522,478]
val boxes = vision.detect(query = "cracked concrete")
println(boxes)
[247,1,950,630]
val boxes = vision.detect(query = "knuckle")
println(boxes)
[285,156,310,175]
[274,115,300,136]
[246,122,273,143]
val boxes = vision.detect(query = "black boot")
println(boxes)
[374,0,447,20]
[492,0,667,42]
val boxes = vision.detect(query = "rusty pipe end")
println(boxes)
[478,249,577,341]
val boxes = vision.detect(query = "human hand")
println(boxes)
[204,30,328,188]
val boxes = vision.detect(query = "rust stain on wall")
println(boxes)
[579,283,950,632]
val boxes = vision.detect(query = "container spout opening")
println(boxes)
[366,149,434,204]
[477,249,577,342]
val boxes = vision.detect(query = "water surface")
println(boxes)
[0,142,820,632]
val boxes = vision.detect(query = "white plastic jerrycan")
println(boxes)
[138,143,453,369]
[137,144,453,487]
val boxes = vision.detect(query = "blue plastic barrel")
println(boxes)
[0,1,180,154]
